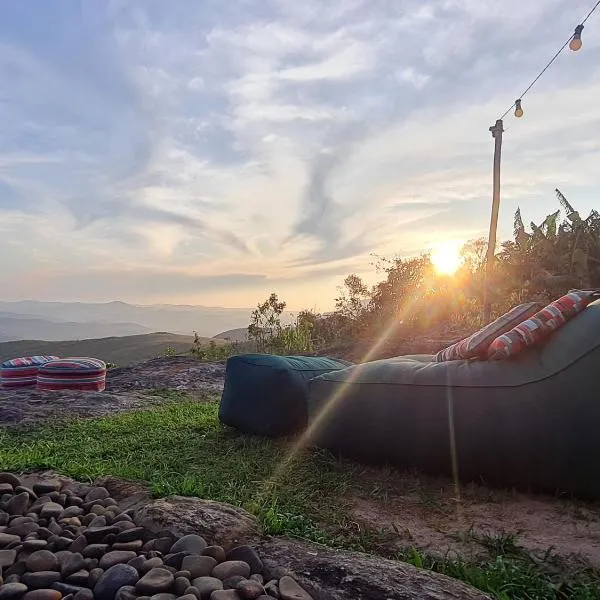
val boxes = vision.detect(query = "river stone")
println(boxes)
[33,482,61,496]
[0,473,21,487]
[85,527,119,544]
[249,576,263,585]
[170,535,207,555]
[74,590,94,600]
[177,595,198,600]
[60,507,84,519]
[140,558,164,573]
[163,552,191,570]
[112,541,143,552]
[0,511,10,526]
[22,571,62,589]
[7,493,31,516]
[226,548,262,576]
[0,483,14,494]
[99,551,138,570]
[149,595,176,600]
[212,562,250,582]
[24,540,49,551]
[0,533,21,547]
[263,582,279,599]
[7,522,39,537]
[0,549,18,568]
[174,576,191,596]
[237,580,265,600]
[222,577,246,591]
[65,570,90,586]
[277,578,312,600]
[127,555,146,572]
[136,568,175,594]
[26,550,61,572]
[88,516,107,528]
[114,586,137,600]
[115,527,146,543]
[209,591,242,600]
[61,553,86,577]
[183,587,201,600]
[47,520,63,536]
[22,591,62,600]
[40,504,64,520]
[191,578,223,600]
[86,488,110,503]
[94,564,140,600]
[181,556,217,579]
[0,582,28,600]
[88,568,104,588]
[15,486,38,500]
[82,544,109,559]
[52,583,87,597]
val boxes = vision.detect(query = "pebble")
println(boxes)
[99,551,138,570]
[115,527,146,543]
[183,587,202,600]
[112,541,143,552]
[114,586,137,600]
[191,577,223,600]
[0,473,21,487]
[0,511,9,526]
[7,522,39,537]
[61,553,86,578]
[212,562,251,582]
[26,550,61,572]
[150,595,176,600]
[15,486,38,500]
[140,558,164,573]
[1,532,22,547]
[22,591,62,600]
[201,547,226,564]
[84,527,118,544]
[0,549,18,568]
[7,493,31,516]
[226,548,262,576]
[0,582,28,600]
[181,556,217,579]
[40,504,64,520]
[136,568,175,594]
[23,540,49,551]
[51,584,86,597]
[88,568,105,588]
[170,535,207,555]
[47,521,63,536]
[174,571,192,580]
[33,482,61,496]
[177,595,198,600]
[164,552,191,570]
[0,483,14,494]
[263,581,279,599]
[65,570,90,586]
[59,507,83,519]
[127,555,146,572]
[87,516,107,528]
[94,564,140,600]
[85,488,109,503]
[249,576,263,585]
[277,578,312,600]
[209,591,242,600]
[146,538,173,555]
[236,580,265,600]
[22,571,62,589]
[174,576,192,595]
[222,577,246,590]
[73,591,94,600]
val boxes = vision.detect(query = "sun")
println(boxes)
[430,241,463,275]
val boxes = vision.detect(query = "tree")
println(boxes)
[248,293,286,353]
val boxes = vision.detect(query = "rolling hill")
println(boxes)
[212,327,249,342]
[0,332,221,366]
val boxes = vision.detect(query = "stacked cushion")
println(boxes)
[487,290,599,360]
[37,357,107,392]
[435,302,539,362]
[0,356,60,389]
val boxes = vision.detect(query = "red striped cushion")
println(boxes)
[37,357,107,392]
[1,356,60,389]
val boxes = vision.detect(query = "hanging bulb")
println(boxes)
[514,99,523,118]
[569,24,584,51]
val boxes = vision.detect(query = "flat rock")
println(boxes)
[257,537,491,600]
[136,568,175,594]
[134,498,258,550]
[94,564,140,600]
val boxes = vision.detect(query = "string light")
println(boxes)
[514,99,523,118]
[570,24,584,51]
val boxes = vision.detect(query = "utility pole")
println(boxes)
[482,119,504,324]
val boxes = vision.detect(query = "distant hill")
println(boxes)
[0,332,221,366]
[213,327,249,342]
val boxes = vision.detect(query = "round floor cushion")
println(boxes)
[0,356,60,389]
[37,357,107,392]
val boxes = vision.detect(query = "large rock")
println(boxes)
[257,537,491,600]
[134,497,259,550]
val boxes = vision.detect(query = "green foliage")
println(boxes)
[163,345,177,357]
[190,334,237,361]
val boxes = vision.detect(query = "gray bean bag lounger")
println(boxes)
[307,299,600,498]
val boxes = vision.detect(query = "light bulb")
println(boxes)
[514,99,523,118]
[570,24,584,51]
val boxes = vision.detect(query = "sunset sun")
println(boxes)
[430,241,463,276]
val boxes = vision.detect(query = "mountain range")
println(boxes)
[0,301,252,342]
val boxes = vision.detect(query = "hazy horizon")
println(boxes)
[1,0,599,309]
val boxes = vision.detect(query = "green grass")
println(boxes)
[1,392,599,600]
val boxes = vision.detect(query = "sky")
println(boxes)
[1,0,599,310]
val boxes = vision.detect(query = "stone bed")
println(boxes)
[0,473,490,600]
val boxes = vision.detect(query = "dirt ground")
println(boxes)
[348,467,600,567]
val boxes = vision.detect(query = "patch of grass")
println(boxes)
[1,394,600,600]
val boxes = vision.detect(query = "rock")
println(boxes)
[263,582,278,599]
[144,538,173,555]
[22,571,62,589]
[170,536,207,555]
[7,493,31,516]
[175,571,192,580]
[73,591,94,600]
[86,488,110,503]
[140,558,165,573]
[1,533,22,548]
[47,521,63,536]
[177,595,198,600]
[226,548,262,576]
[0,511,9,526]
[59,507,83,519]
[181,556,217,579]
[65,570,90,586]
[212,563,250,582]
[115,527,146,543]
[24,540,49,551]
[112,541,143,552]
[277,578,312,600]
[99,551,138,570]
[136,568,175,594]
[191,578,223,600]
[114,586,138,600]
[0,473,21,487]
[209,591,241,600]
[40,504,64,521]
[84,527,118,544]
[33,482,61,496]
[82,544,109,559]
[249,576,263,585]
[61,553,86,578]
[7,522,39,537]
[222,577,246,590]
[150,595,176,600]
[5,559,27,577]
[0,549,18,568]
[127,555,146,573]
[0,583,28,600]
[51,584,86,597]
[15,486,38,500]
[257,537,491,600]
[26,550,61,572]
[88,516,107,528]
[0,483,14,494]
[134,498,258,550]
[164,552,191,570]
[236,580,264,600]
[174,576,192,596]
[201,548,226,564]
[88,568,105,588]
[22,591,62,600]
[94,564,140,600]
[183,587,201,600]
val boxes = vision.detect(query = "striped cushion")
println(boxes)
[37,357,107,392]
[435,302,540,362]
[1,356,60,389]
[487,290,600,360]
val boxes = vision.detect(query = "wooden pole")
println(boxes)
[483,119,504,324]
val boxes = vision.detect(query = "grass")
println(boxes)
[1,392,599,600]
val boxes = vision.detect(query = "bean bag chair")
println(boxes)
[307,299,600,498]
[37,357,107,392]
[219,354,354,436]
[0,356,60,389]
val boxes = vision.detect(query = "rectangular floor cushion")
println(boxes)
[37,357,107,392]
[1,356,60,389]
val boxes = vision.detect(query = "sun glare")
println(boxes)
[431,241,463,276]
